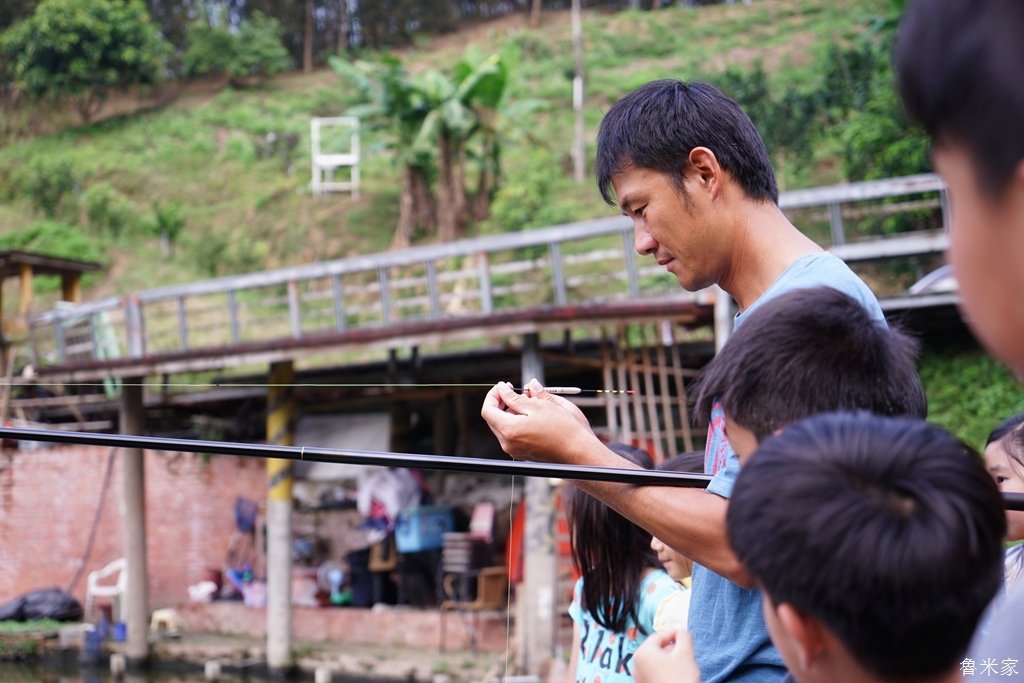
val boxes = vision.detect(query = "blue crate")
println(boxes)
[395,505,454,553]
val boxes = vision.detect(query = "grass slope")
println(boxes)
[0,0,887,305]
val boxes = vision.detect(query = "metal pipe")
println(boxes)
[0,427,711,487]
[2,426,1022,511]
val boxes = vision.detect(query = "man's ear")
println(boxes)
[686,147,722,199]
[776,602,827,671]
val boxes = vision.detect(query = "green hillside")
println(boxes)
[0,0,890,304]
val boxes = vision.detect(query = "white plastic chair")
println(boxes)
[85,557,127,622]
[310,116,360,197]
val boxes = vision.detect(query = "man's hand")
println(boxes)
[634,630,701,683]
[480,379,595,463]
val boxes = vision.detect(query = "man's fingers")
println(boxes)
[496,381,533,415]
[650,629,679,649]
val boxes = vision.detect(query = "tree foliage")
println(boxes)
[715,3,928,186]
[183,10,291,83]
[0,0,171,122]
[920,349,1024,450]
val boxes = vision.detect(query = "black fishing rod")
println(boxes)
[0,427,711,488]
[4,427,1023,510]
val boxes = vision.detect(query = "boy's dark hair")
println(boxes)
[895,0,1024,195]
[595,80,778,206]
[658,450,705,474]
[569,442,660,633]
[727,412,1006,680]
[694,287,927,440]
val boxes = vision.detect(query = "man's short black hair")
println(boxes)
[693,286,926,440]
[895,0,1024,195]
[595,79,779,206]
[728,412,1006,680]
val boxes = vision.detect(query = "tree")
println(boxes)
[530,0,542,28]
[149,201,185,257]
[330,55,435,248]
[183,10,291,84]
[413,45,532,240]
[1,0,171,122]
[333,46,543,245]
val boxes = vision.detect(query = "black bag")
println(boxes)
[0,588,84,622]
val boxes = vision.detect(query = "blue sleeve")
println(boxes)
[639,572,682,633]
[706,448,740,499]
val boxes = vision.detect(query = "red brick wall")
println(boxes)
[0,444,266,610]
[175,602,509,652]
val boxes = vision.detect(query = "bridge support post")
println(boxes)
[120,377,150,666]
[520,333,558,676]
[266,361,295,673]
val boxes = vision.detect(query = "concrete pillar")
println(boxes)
[520,333,557,675]
[119,378,150,665]
[266,361,295,672]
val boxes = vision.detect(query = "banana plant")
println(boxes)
[331,44,547,244]
[329,54,435,248]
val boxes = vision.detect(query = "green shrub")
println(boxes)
[0,220,107,292]
[230,12,292,80]
[484,151,580,233]
[82,182,138,237]
[183,11,291,83]
[148,200,185,255]
[224,135,257,166]
[920,349,1024,449]
[182,20,236,77]
[12,157,78,218]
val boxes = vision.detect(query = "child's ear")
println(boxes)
[776,603,827,671]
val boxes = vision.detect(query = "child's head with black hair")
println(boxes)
[984,413,1024,542]
[727,412,1006,683]
[568,442,660,633]
[649,451,703,582]
[694,286,927,464]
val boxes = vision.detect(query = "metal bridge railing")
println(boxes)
[25,173,949,369]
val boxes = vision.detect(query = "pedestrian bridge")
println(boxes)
[21,173,952,384]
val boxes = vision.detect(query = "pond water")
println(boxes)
[0,661,254,682]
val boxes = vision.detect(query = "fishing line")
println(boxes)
[0,381,635,395]
[504,474,515,682]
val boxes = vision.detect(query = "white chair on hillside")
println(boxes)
[85,557,127,622]
[311,116,360,197]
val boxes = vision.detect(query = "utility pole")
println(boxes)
[571,0,586,183]
[266,361,296,672]
[120,378,150,666]
[520,333,557,675]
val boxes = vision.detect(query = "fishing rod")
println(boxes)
[0,427,708,487]
[3,427,1022,510]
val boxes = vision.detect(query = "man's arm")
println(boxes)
[481,381,754,586]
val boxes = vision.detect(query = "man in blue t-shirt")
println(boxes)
[481,80,887,681]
